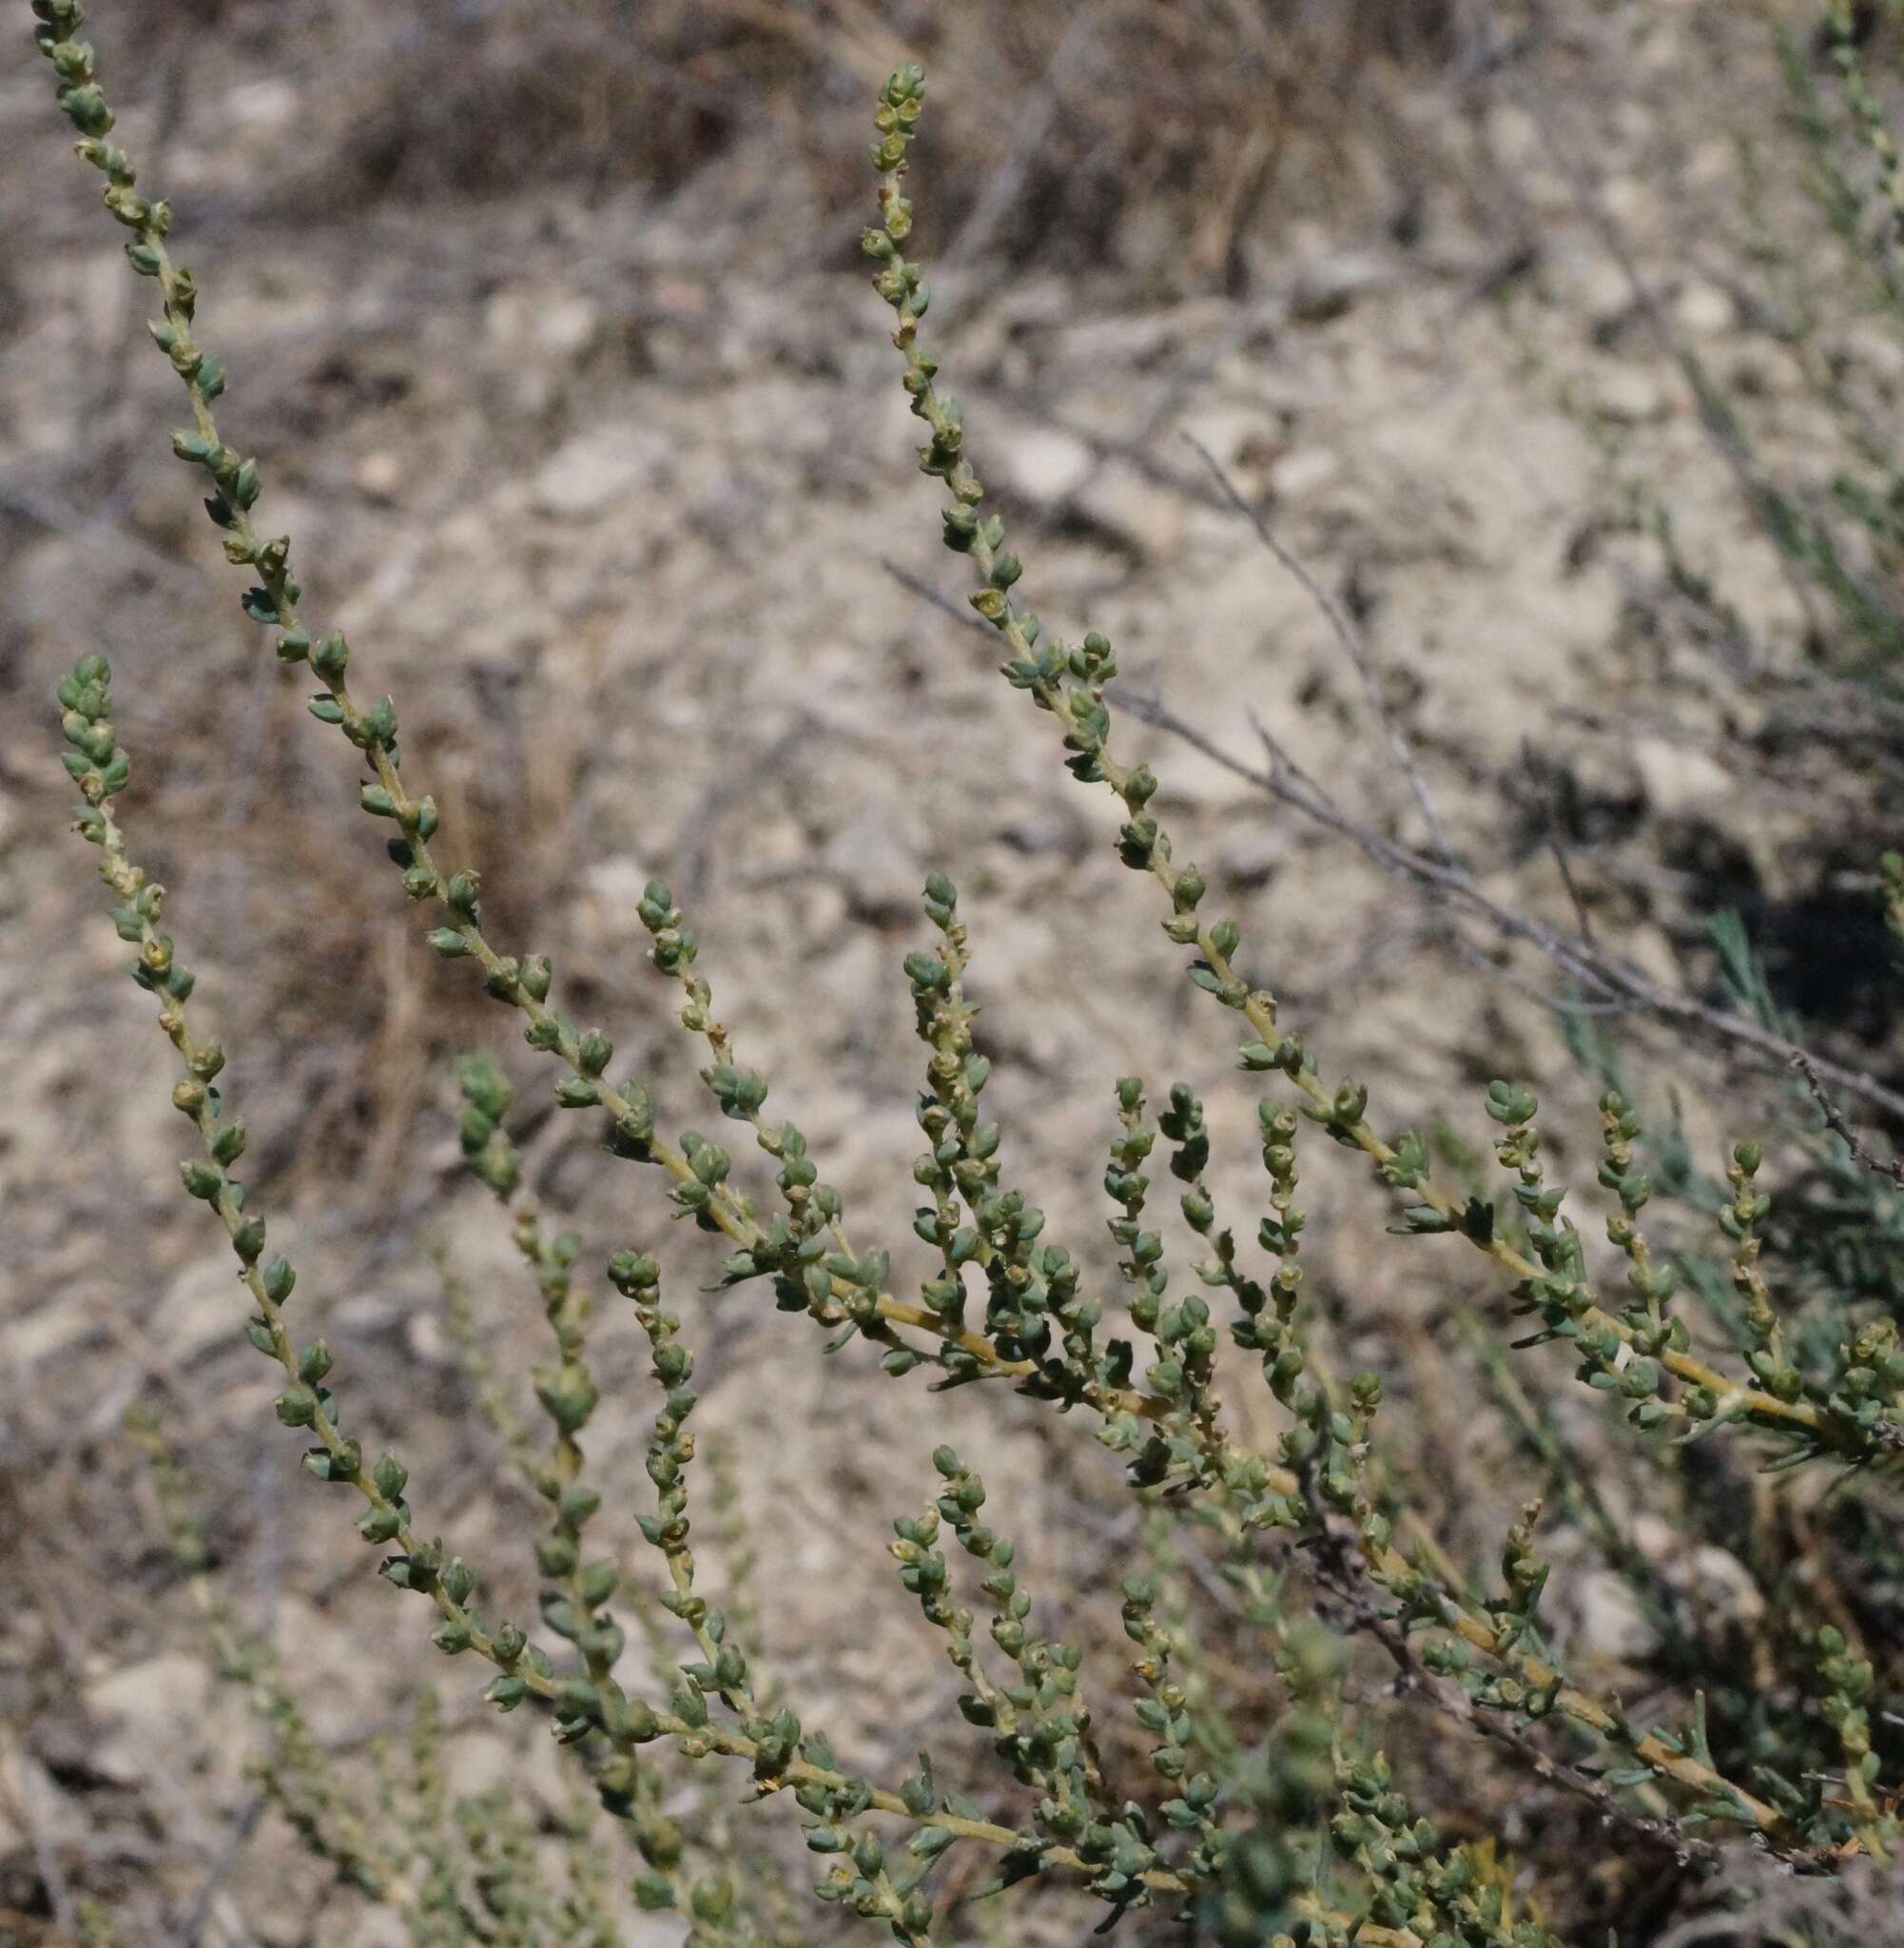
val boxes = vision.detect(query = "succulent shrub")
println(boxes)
[25,4,1904,1944]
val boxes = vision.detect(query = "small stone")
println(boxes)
[1632,734,1729,814]
[1486,103,1542,169]
[534,294,603,360]
[1632,1516,1765,1623]
[157,1252,251,1363]
[345,1911,414,1948]
[1576,262,1640,333]
[1685,136,1737,190]
[1673,281,1736,338]
[825,804,920,920]
[1288,251,1391,325]
[999,425,1094,508]
[1179,404,1275,477]
[1215,826,1288,888]
[353,450,403,502]
[1621,923,1685,993]
[1075,460,1186,560]
[1594,366,1669,425]
[994,808,1085,859]
[531,426,670,519]
[1601,175,1664,238]
[223,79,298,127]
[576,854,653,956]
[1689,1546,1765,1622]
[87,1652,214,1784]
[1570,1568,1659,1664]
[1843,321,1904,384]
[1271,446,1342,503]
[404,1309,448,1365]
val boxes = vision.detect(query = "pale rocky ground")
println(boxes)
[3,4,1901,1944]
